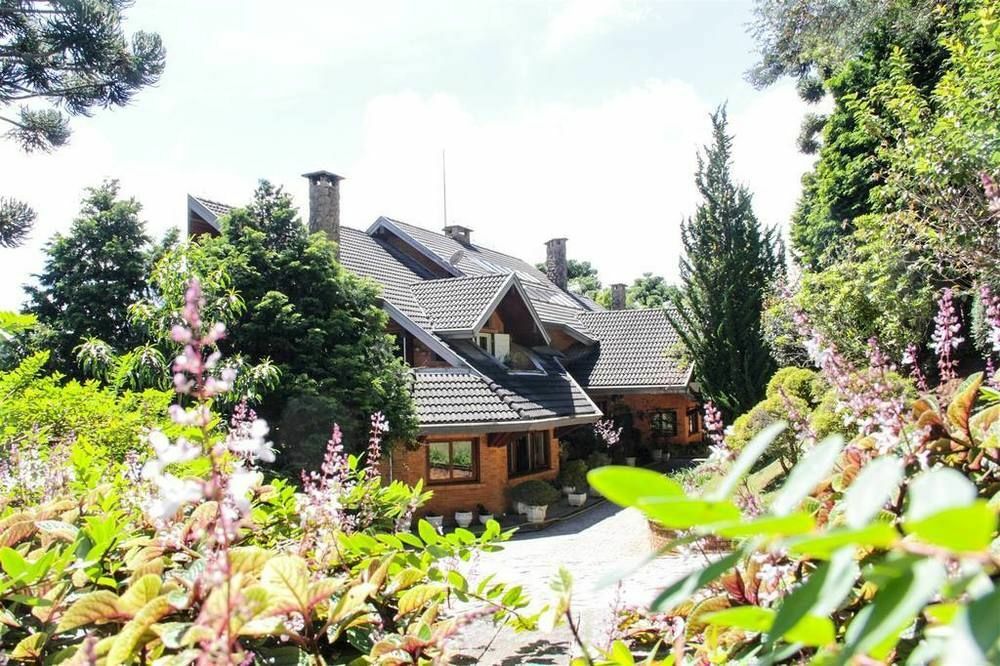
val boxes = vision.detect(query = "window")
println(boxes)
[507,431,550,476]
[427,439,477,484]
[687,408,700,434]
[476,333,493,355]
[651,410,678,437]
[392,332,413,365]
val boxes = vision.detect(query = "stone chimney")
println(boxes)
[303,170,344,252]
[545,238,568,290]
[611,283,627,310]
[443,224,473,245]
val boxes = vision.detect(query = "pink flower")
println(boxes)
[931,288,963,382]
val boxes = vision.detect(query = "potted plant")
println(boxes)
[477,503,494,525]
[425,513,444,531]
[557,459,587,495]
[510,479,561,523]
[454,510,473,528]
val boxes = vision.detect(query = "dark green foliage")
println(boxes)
[535,258,602,299]
[1,0,165,245]
[189,181,417,463]
[669,107,784,418]
[509,479,561,506]
[0,196,33,248]
[627,273,679,309]
[25,181,154,375]
[557,459,588,491]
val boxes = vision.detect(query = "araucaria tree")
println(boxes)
[669,107,783,417]
[0,0,165,246]
[25,180,154,374]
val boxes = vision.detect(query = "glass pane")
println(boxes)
[428,442,452,480]
[451,440,474,480]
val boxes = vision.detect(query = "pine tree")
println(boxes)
[25,180,153,373]
[1,0,165,247]
[668,107,784,418]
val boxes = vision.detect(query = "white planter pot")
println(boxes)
[515,501,529,515]
[454,512,473,528]
[562,485,575,496]
[426,515,443,531]
[525,505,548,523]
[625,456,637,467]
[479,514,494,525]
[567,492,587,507]
[651,449,664,462]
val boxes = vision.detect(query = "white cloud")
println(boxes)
[544,0,641,52]
[0,80,813,311]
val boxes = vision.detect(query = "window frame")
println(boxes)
[425,438,479,485]
[507,430,551,478]
[650,409,679,437]
[687,408,700,434]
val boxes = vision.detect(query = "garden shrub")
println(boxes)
[0,351,173,460]
[585,450,611,470]
[557,459,588,492]
[510,479,561,506]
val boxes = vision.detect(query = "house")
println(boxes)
[187,171,702,519]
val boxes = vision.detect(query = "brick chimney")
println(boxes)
[545,238,568,290]
[303,170,344,253]
[611,283,627,310]
[443,224,472,245]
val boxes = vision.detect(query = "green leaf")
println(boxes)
[651,549,743,611]
[840,558,946,664]
[56,590,123,632]
[395,583,446,618]
[768,548,858,647]
[710,421,786,500]
[636,497,741,529]
[788,523,898,559]
[417,519,440,545]
[843,456,903,528]
[713,512,815,538]
[784,615,836,646]
[904,502,997,552]
[106,596,174,666]
[771,435,844,516]
[0,546,27,579]
[586,466,684,508]
[705,605,775,632]
[609,640,636,665]
[946,585,1000,665]
[906,467,977,522]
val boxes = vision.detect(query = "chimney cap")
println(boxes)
[545,237,568,244]
[443,224,473,233]
[302,170,345,182]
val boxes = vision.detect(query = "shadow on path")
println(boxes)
[453,638,574,665]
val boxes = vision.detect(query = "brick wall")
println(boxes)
[598,393,703,448]
[386,429,560,521]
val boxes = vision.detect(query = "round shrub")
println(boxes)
[557,459,588,491]
[509,479,561,506]
[586,451,612,470]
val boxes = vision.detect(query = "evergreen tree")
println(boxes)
[25,181,152,373]
[183,182,417,467]
[1,0,165,247]
[668,107,784,418]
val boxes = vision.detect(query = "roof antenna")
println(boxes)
[441,148,448,228]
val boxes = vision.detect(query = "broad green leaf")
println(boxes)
[395,583,446,618]
[636,497,741,529]
[106,596,174,666]
[587,466,684,508]
[11,632,47,659]
[713,512,815,538]
[788,523,898,559]
[711,421,786,500]
[56,590,123,632]
[229,546,273,576]
[843,457,903,528]
[0,546,27,579]
[906,467,976,522]
[117,574,162,615]
[771,435,844,516]
[784,614,836,647]
[947,372,983,433]
[769,548,858,647]
[651,549,743,611]
[609,640,636,665]
[840,558,946,664]
[417,519,440,545]
[944,584,1000,666]
[904,502,997,552]
[705,605,775,632]
[260,555,311,616]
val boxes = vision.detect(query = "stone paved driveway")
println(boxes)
[450,502,699,665]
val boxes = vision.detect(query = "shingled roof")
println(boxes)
[411,274,512,333]
[568,308,692,391]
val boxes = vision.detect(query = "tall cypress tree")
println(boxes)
[668,107,784,418]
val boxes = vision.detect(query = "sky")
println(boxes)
[0,0,818,310]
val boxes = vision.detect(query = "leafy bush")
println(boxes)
[586,450,612,470]
[0,280,534,663]
[510,479,561,506]
[557,459,589,492]
[0,351,173,460]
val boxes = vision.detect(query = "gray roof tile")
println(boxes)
[411,274,510,332]
[568,308,691,389]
